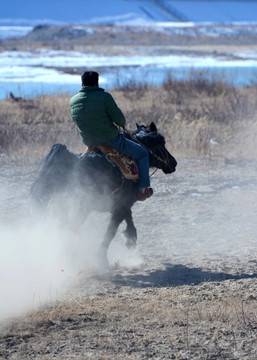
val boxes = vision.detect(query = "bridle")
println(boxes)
[152,144,171,167]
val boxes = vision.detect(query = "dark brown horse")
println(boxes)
[30,122,177,266]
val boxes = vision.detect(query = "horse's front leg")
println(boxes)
[123,209,137,249]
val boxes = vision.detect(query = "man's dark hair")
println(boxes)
[81,71,99,86]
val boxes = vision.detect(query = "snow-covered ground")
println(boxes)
[1,48,257,78]
[1,47,257,99]
[0,26,32,40]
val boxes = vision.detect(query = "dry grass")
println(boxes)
[1,74,257,160]
[1,76,257,359]
[117,73,257,159]
[1,279,256,359]
[0,94,82,158]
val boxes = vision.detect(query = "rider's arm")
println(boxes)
[105,93,126,128]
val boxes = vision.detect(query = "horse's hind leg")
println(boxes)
[61,192,90,234]
[123,209,137,249]
[98,207,127,267]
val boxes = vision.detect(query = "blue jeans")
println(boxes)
[105,134,150,188]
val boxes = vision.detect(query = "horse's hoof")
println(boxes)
[123,228,137,249]
[96,248,110,271]
[125,236,137,249]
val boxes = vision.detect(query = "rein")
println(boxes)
[122,128,169,166]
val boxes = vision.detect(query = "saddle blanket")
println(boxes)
[86,144,139,181]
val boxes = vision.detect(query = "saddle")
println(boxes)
[86,144,139,181]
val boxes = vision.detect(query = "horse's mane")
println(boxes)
[131,124,166,148]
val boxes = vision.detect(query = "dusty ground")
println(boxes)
[0,156,256,359]
[0,21,257,359]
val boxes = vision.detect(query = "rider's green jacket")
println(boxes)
[70,86,126,146]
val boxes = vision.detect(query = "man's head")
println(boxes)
[81,71,99,87]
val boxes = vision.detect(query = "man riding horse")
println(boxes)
[31,81,177,266]
[69,71,153,201]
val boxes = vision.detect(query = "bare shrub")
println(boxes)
[117,78,149,101]
[0,95,83,157]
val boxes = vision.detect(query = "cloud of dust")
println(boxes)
[0,217,68,320]
[0,194,142,321]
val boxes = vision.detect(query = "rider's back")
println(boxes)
[70,86,125,146]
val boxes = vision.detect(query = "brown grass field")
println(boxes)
[1,75,257,160]
[0,76,257,359]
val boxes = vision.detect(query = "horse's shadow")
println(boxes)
[111,263,257,288]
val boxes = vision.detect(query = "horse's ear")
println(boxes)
[136,123,140,129]
[150,122,157,132]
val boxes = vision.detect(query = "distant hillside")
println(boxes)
[1,0,257,25]
[2,22,257,51]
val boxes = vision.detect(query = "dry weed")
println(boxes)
[1,280,256,359]
[1,77,257,160]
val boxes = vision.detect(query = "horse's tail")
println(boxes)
[30,144,78,206]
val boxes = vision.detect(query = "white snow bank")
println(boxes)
[0,26,32,39]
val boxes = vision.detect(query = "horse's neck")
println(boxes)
[129,131,146,146]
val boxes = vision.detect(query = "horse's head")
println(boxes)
[133,122,177,174]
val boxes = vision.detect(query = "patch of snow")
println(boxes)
[71,26,96,35]
[87,13,150,26]
[0,65,79,84]
[210,139,219,145]
[2,49,257,72]
[0,26,32,39]
[235,49,257,60]
[156,21,196,28]
[0,18,66,26]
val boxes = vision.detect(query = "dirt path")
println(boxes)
[0,157,256,359]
